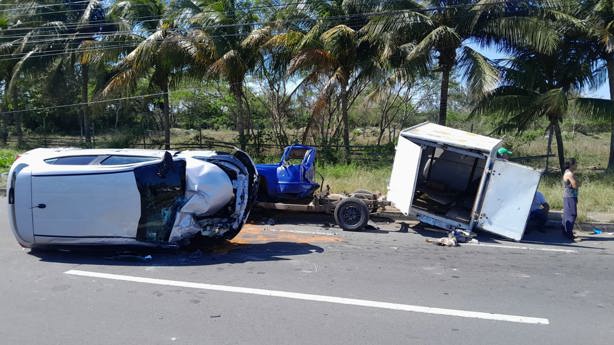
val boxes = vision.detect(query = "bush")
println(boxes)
[0,149,19,173]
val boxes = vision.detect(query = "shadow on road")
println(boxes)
[28,240,324,267]
[250,209,392,234]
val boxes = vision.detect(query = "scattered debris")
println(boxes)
[425,229,476,247]
[426,236,458,247]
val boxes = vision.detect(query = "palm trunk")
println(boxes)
[1,102,7,145]
[552,120,565,174]
[10,88,22,148]
[607,56,614,172]
[162,82,171,150]
[544,125,553,173]
[82,63,91,147]
[341,89,351,163]
[231,83,246,150]
[438,65,451,126]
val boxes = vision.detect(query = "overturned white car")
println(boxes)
[6,148,258,248]
[388,122,541,241]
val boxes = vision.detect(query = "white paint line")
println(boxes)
[464,242,577,253]
[65,269,549,325]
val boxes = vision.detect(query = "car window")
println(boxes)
[100,155,157,165]
[44,156,98,165]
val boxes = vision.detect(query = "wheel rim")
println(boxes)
[341,204,362,226]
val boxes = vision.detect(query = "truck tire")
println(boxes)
[334,197,369,231]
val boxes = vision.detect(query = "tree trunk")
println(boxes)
[552,120,565,174]
[82,63,91,147]
[0,102,7,145]
[544,125,553,173]
[231,83,246,150]
[341,89,351,163]
[607,56,614,171]
[438,65,451,126]
[162,82,171,150]
[10,87,22,148]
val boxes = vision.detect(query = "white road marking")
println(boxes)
[65,269,549,325]
[464,242,577,253]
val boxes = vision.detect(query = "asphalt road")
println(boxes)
[1,200,614,345]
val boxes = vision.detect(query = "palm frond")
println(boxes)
[407,26,461,61]
[7,49,36,100]
[242,26,272,49]
[481,16,559,54]
[570,97,614,120]
[458,46,499,98]
[79,0,103,25]
[288,48,335,75]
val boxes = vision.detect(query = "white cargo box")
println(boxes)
[388,122,541,241]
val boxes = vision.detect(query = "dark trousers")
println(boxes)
[562,197,577,238]
[527,209,548,231]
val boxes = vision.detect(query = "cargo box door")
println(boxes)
[388,136,422,215]
[479,160,541,241]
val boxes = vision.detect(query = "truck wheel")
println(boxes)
[334,197,369,231]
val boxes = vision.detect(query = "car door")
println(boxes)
[477,159,541,241]
[387,136,423,215]
[31,168,143,240]
[30,153,186,243]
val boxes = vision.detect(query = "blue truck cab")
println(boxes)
[256,145,319,202]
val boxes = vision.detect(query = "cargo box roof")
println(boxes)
[400,122,501,153]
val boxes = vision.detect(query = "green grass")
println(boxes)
[0,149,19,173]
[318,163,391,195]
[539,173,614,222]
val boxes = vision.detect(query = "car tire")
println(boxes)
[334,197,369,231]
[222,226,242,240]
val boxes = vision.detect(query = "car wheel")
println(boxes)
[334,197,369,231]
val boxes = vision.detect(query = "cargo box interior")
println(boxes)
[411,142,487,224]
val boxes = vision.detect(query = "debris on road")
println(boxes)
[426,236,457,247]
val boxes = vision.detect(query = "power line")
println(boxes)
[0,0,91,10]
[0,0,516,32]
[0,89,197,115]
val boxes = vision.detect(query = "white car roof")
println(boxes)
[20,148,223,160]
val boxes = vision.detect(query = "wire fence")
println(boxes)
[2,135,397,164]
[2,134,557,169]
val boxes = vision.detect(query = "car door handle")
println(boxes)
[34,204,46,209]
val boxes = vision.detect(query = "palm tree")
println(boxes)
[45,0,107,147]
[101,1,212,150]
[269,0,381,161]
[472,38,613,173]
[179,0,266,150]
[580,0,614,171]
[364,0,563,125]
[0,1,70,147]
